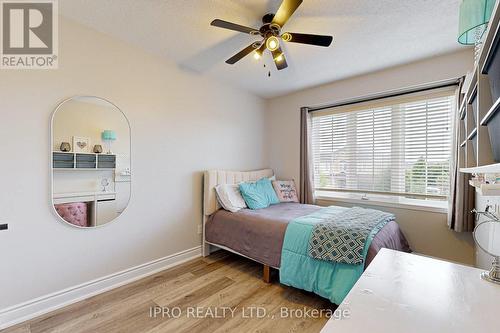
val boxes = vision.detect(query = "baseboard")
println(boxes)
[0,246,201,330]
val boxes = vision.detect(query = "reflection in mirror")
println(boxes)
[475,221,500,257]
[51,96,131,228]
[474,220,500,284]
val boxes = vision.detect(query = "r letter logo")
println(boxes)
[1,0,58,69]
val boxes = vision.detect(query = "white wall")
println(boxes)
[265,49,476,265]
[0,17,267,311]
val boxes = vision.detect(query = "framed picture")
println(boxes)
[72,136,91,153]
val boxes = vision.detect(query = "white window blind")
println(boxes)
[311,93,455,199]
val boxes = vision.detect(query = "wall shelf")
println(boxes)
[53,152,116,170]
[467,127,477,140]
[460,1,500,173]
[459,98,467,120]
[461,163,500,174]
[481,2,500,76]
[481,97,500,125]
[53,168,114,171]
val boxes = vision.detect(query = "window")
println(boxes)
[311,91,455,200]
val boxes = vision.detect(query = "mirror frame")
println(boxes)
[50,95,132,229]
[473,220,500,256]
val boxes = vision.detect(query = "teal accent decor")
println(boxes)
[280,206,381,304]
[239,178,279,210]
[458,0,495,45]
[101,130,117,141]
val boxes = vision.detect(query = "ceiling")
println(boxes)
[60,0,466,98]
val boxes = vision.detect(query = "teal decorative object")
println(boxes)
[101,130,117,141]
[101,130,117,154]
[239,178,279,210]
[458,0,496,45]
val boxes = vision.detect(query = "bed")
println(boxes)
[202,169,410,303]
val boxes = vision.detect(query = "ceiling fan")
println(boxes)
[210,0,333,71]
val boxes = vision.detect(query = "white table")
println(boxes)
[321,248,500,333]
[53,191,116,204]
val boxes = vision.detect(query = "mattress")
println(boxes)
[205,202,410,268]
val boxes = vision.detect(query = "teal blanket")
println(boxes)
[280,206,385,304]
[308,207,394,265]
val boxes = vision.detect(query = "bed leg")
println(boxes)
[263,265,271,283]
[202,242,211,257]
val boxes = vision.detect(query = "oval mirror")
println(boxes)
[51,96,131,228]
[474,220,500,257]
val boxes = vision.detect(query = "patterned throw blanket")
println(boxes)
[308,207,394,265]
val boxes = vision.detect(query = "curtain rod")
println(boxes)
[306,78,461,113]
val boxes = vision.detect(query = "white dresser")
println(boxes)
[321,248,500,333]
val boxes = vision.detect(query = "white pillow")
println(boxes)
[215,184,247,213]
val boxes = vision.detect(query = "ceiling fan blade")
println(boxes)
[271,48,288,70]
[285,33,333,47]
[272,0,303,27]
[211,19,259,34]
[256,41,266,56]
[225,44,258,64]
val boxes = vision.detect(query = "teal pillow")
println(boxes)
[239,178,280,210]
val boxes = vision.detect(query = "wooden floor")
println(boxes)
[2,251,335,333]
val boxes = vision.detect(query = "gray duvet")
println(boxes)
[205,203,410,268]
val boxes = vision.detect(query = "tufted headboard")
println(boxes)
[202,168,274,257]
[203,169,274,216]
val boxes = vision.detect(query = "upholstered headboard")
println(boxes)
[203,169,274,216]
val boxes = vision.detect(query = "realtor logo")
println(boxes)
[1,0,58,69]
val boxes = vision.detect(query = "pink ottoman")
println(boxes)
[54,202,89,227]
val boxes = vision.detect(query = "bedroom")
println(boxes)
[0,0,499,332]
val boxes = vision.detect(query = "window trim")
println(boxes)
[311,87,456,118]
[306,78,460,113]
[315,191,448,214]
[315,188,447,200]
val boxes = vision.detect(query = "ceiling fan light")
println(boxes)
[275,54,284,62]
[281,32,292,42]
[253,52,261,60]
[266,36,280,51]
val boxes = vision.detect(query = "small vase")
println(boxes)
[93,145,103,154]
[60,142,71,152]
